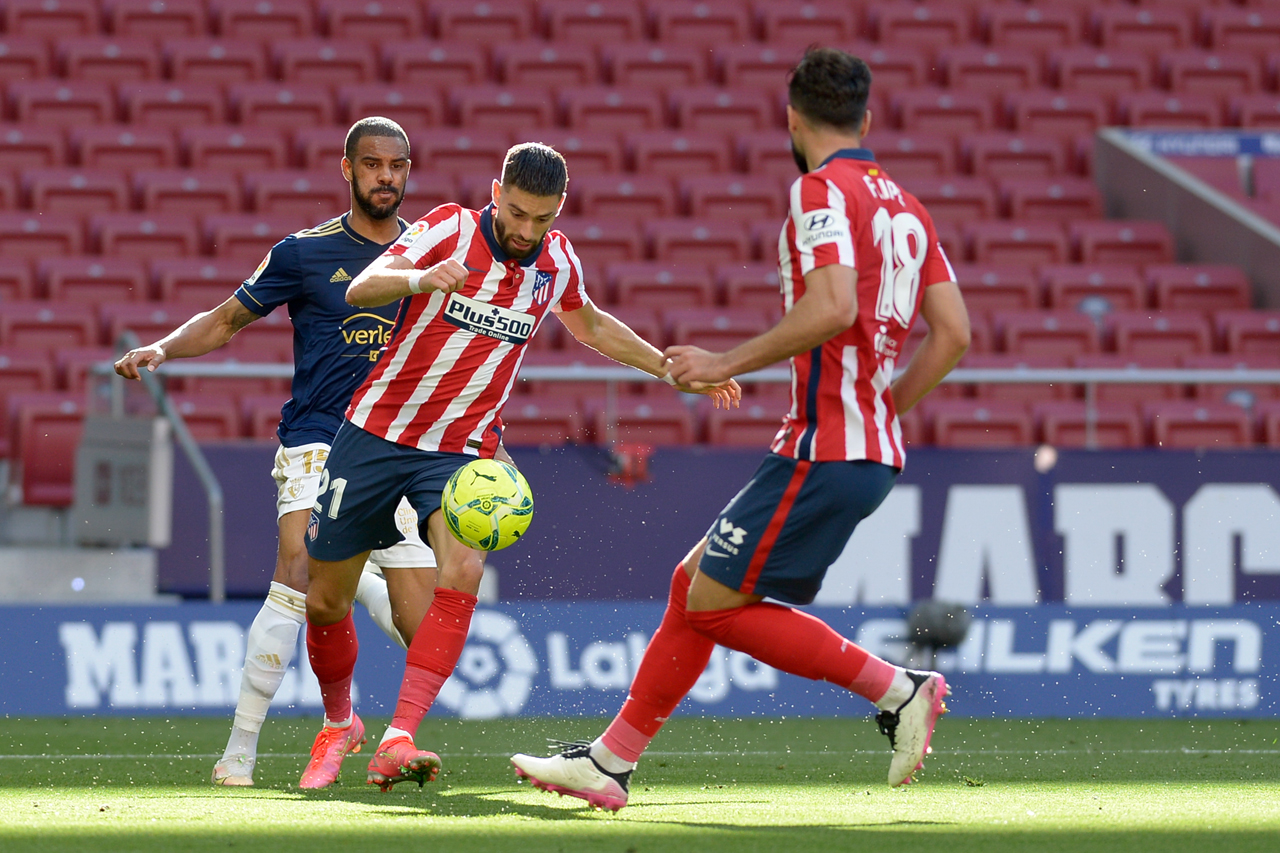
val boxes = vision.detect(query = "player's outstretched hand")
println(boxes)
[663,346,742,409]
[422,258,469,293]
[114,345,167,380]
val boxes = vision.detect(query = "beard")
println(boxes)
[353,181,403,220]
[493,216,540,259]
[791,139,809,175]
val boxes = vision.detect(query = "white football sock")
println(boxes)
[380,726,413,745]
[222,583,305,760]
[589,738,636,774]
[875,667,917,711]
[355,568,408,650]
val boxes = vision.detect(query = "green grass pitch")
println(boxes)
[1,716,1277,853]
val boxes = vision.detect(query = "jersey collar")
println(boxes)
[338,212,407,247]
[479,204,545,267]
[817,148,877,168]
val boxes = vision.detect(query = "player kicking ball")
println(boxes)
[510,48,971,810]
[115,118,438,788]
[300,142,741,792]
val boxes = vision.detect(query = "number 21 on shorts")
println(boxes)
[313,468,348,519]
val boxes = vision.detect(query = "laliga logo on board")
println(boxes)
[435,610,538,719]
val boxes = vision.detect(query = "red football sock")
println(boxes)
[306,610,359,725]
[390,587,478,737]
[601,563,714,763]
[685,603,896,703]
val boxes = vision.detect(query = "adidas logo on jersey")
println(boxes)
[330,268,352,283]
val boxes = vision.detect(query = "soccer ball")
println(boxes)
[441,459,534,551]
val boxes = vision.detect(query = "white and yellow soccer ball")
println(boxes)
[442,458,534,551]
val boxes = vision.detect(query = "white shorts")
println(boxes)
[272,442,436,569]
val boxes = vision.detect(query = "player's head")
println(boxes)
[786,48,873,174]
[490,142,568,259]
[342,116,411,221]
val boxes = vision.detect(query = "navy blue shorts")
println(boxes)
[697,453,898,606]
[305,420,472,562]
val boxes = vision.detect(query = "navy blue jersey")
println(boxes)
[234,213,406,446]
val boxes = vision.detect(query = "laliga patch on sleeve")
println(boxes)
[244,250,272,287]
[443,293,535,344]
[394,220,428,249]
[796,207,850,251]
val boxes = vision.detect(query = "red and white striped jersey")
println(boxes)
[770,148,955,467]
[346,203,590,455]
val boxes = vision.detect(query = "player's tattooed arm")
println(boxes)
[114,297,260,379]
[890,279,970,414]
[347,253,468,307]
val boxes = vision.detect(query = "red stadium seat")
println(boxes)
[608,262,714,309]
[549,217,645,268]
[165,38,267,85]
[410,130,512,178]
[1093,6,1193,54]
[1107,311,1212,360]
[1001,177,1102,222]
[672,88,776,133]
[106,0,208,38]
[230,83,334,127]
[1005,91,1110,140]
[292,127,347,171]
[902,310,993,362]
[1043,264,1146,313]
[846,42,931,91]
[204,213,308,260]
[574,173,676,220]
[0,213,83,258]
[939,47,1040,91]
[40,257,149,302]
[607,43,707,89]
[963,133,1065,179]
[1035,400,1145,449]
[964,353,1074,404]
[760,2,861,44]
[1184,353,1280,408]
[996,310,1100,359]
[627,128,732,174]
[665,307,770,351]
[1050,48,1152,96]
[152,258,244,305]
[121,82,227,127]
[907,177,997,223]
[25,169,130,214]
[717,262,780,310]
[1231,94,1280,129]
[2,0,98,37]
[715,44,804,90]
[136,170,242,216]
[273,39,377,87]
[542,0,645,44]
[0,348,56,418]
[736,130,797,178]
[56,346,115,395]
[59,37,161,82]
[1119,93,1222,129]
[1072,352,1184,404]
[529,131,622,175]
[432,0,534,43]
[650,0,752,45]
[925,399,1034,447]
[167,393,243,440]
[454,86,554,131]
[967,221,1070,265]
[241,393,286,440]
[1204,8,1280,55]
[495,42,599,88]
[892,89,994,135]
[245,171,348,219]
[648,219,752,264]
[93,213,200,258]
[383,42,487,88]
[401,173,458,213]
[182,126,289,172]
[320,0,423,40]
[1162,50,1260,97]
[1216,310,1280,356]
[0,38,49,83]
[1148,264,1251,313]
[0,301,98,350]
[681,175,782,220]
[499,396,585,447]
[337,85,443,132]
[1147,400,1254,449]
[1259,399,1280,447]
[517,346,635,400]
[983,5,1080,50]
[561,87,665,132]
[74,126,177,169]
[871,2,971,48]
[588,395,697,446]
[705,399,786,447]
[869,132,956,180]
[0,263,35,300]
[1071,221,1174,265]
[10,81,115,126]
[210,0,316,40]
[953,264,1041,313]
[0,171,18,209]
[10,392,86,504]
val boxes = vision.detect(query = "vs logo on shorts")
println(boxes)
[531,270,553,306]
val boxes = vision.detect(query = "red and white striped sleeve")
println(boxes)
[386,203,465,268]
[550,232,591,313]
[788,172,855,275]
[917,209,957,287]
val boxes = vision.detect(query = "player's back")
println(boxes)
[774,148,955,467]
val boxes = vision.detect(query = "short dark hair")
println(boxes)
[501,142,568,197]
[344,116,410,162]
[788,48,873,131]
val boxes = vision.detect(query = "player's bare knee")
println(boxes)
[437,553,485,595]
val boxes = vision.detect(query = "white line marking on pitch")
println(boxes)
[0,749,1277,760]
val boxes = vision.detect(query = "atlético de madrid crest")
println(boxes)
[532,270,553,306]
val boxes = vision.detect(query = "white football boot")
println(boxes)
[511,741,631,812]
[211,753,256,787]
[876,670,950,786]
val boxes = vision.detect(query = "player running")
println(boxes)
[510,48,971,810]
[114,117,438,788]
[301,142,741,792]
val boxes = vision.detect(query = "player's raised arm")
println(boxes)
[346,253,468,307]
[113,296,259,380]
[890,278,970,414]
